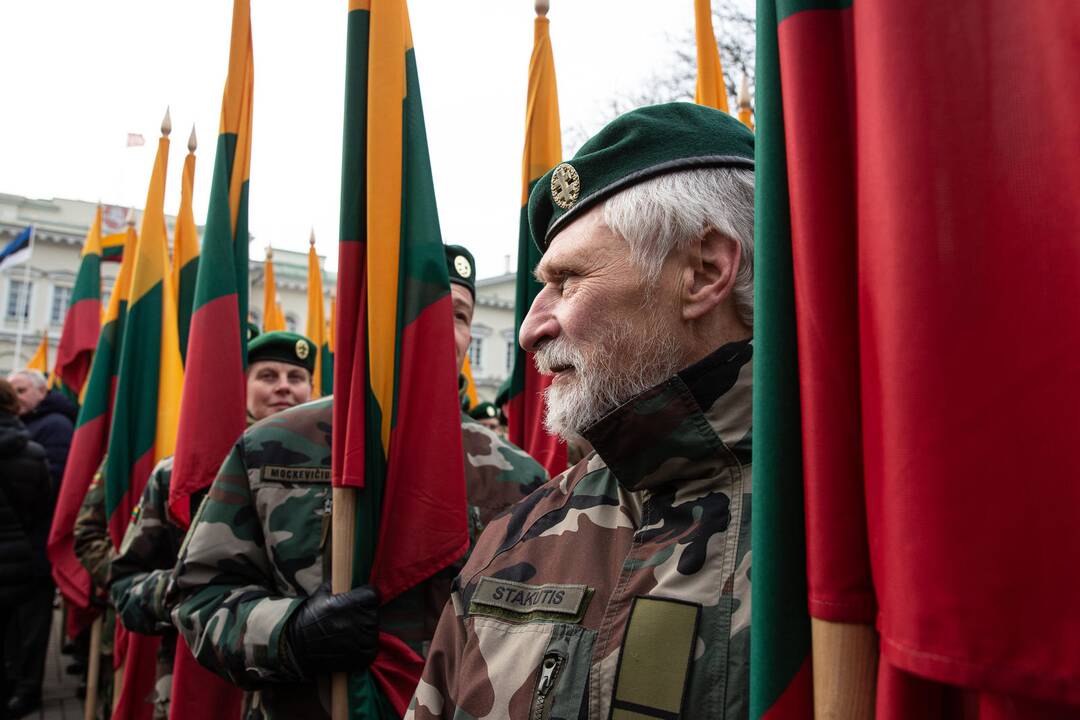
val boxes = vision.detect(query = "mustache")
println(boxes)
[533,338,583,375]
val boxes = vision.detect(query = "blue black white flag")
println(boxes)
[0,226,33,271]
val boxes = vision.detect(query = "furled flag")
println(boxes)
[55,205,103,393]
[694,0,729,112]
[169,0,253,529]
[173,126,201,360]
[752,0,1080,717]
[126,133,145,147]
[26,330,48,373]
[166,4,252,717]
[103,113,184,720]
[262,247,286,331]
[0,225,33,271]
[461,355,479,410]
[102,229,127,262]
[305,232,332,397]
[46,220,137,637]
[506,3,567,477]
[333,0,468,713]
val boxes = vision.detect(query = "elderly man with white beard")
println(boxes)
[406,102,755,720]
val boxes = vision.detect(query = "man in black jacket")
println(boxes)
[0,377,52,718]
[8,370,77,493]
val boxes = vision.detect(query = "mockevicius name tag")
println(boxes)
[260,466,333,483]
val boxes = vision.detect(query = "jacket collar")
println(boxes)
[583,339,753,492]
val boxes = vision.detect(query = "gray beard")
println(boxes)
[535,319,682,442]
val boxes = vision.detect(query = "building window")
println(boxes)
[285,313,298,333]
[505,341,515,373]
[51,285,72,324]
[469,337,484,372]
[5,279,32,320]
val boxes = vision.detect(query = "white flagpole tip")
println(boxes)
[738,74,752,107]
[309,228,316,246]
[266,245,273,259]
[125,207,136,226]
[188,125,197,153]
[535,0,549,17]
[161,107,172,137]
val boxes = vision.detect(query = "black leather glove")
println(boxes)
[284,582,379,677]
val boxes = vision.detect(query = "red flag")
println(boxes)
[768,0,1080,715]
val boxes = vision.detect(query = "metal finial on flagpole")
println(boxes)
[738,74,752,109]
[161,107,172,137]
[125,207,136,226]
[535,0,549,17]
[309,228,316,247]
[188,125,197,153]
[266,245,273,260]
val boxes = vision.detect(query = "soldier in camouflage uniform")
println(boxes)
[408,103,756,719]
[169,246,547,719]
[72,467,115,718]
[106,331,319,719]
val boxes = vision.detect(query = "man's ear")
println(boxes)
[681,229,742,321]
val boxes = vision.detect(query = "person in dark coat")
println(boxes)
[0,378,52,718]
[8,370,77,493]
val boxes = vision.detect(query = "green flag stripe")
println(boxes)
[750,0,813,716]
[778,0,851,21]
[69,253,101,303]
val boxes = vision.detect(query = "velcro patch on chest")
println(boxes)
[260,466,333,483]
[468,576,592,624]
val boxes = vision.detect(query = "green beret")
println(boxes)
[247,331,316,374]
[468,402,499,421]
[528,102,754,252]
[444,244,476,299]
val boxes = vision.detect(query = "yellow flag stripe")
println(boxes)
[694,0,729,113]
[219,0,254,234]
[306,243,326,397]
[522,16,562,199]
[130,138,171,304]
[366,0,407,453]
[103,226,138,324]
[83,206,103,257]
[27,331,49,373]
[172,150,199,305]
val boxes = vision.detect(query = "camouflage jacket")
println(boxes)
[169,396,547,720]
[407,340,753,720]
[108,456,181,720]
[72,465,117,656]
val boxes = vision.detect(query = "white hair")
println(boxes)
[602,166,755,326]
[12,369,48,389]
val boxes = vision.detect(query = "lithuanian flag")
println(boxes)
[168,0,253,529]
[334,0,467,713]
[506,5,567,477]
[46,220,137,635]
[305,234,332,397]
[101,229,127,262]
[173,126,200,360]
[55,204,103,392]
[262,247,286,332]
[694,0,729,112]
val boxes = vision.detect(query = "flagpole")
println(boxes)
[12,225,35,365]
[330,486,357,720]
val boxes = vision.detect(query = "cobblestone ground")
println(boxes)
[38,608,82,720]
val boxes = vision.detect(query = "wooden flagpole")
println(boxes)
[331,486,358,720]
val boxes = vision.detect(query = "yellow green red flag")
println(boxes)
[694,0,730,112]
[262,247,286,332]
[174,127,200,359]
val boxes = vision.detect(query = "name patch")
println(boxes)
[261,466,332,483]
[469,577,591,623]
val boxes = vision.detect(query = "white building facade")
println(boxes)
[0,193,519,403]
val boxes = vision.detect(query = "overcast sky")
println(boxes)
[0,1,745,278]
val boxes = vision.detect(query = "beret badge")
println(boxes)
[550,163,581,210]
[295,339,310,360]
[454,254,472,279]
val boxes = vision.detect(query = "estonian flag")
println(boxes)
[0,226,33,272]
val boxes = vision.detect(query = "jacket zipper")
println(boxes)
[532,651,564,720]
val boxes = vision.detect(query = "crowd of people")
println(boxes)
[1,102,758,719]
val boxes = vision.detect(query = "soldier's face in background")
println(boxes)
[522,207,684,440]
[7,373,46,415]
[246,361,313,421]
[451,284,475,375]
